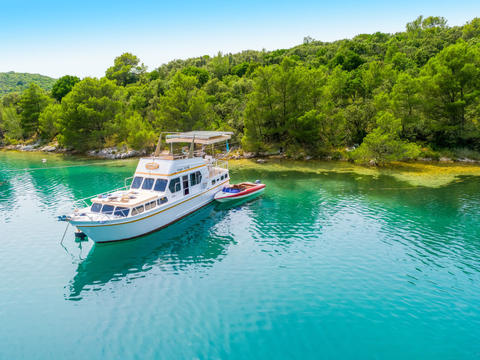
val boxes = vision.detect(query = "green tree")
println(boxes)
[208,52,230,80]
[156,72,212,131]
[51,75,80,102]
[420,40,480,147]
[38,103,62,140]
[0,106,23,142]
[58,78,123,151]
[181,66,210,86]
[18,83,51,138]
[352,112,421,165]
[105,53,146,86]
[390,72,423,140]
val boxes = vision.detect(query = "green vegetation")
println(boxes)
[0,72,56,95]
[1,16,480,165]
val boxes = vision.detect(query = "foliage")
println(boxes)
[105,53,146,86]
[18,83,51,138]
[38,103,62,140]
[1,16,480,164]
[351,112,421,164]
[51,75,80,102]
[0,72,56,95]
[57,78,124,151]
[0,105,22,143]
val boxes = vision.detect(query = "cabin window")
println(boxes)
[114,207,129,217]
[145,200,156,210]
[212,179,216,185]
[101,204,114,215]
[183,175,189,195]
[157,197,168,205]
[154,179,168,192]
[131,205,145,216]
[131,176,144,189]
[190,171,202,186]
[169,177,181,193]
[142,178,155,190]
[91,203,102,212]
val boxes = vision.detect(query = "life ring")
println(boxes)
[145,162,159,170]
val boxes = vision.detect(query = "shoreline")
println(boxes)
[3,147,480,188]
[2,143,480,165]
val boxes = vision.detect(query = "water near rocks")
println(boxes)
[1,151,480,359]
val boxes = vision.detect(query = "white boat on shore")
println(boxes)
[66,131,232,243]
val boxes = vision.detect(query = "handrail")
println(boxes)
[72,178,133,211]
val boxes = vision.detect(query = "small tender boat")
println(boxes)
[214,181,265,203]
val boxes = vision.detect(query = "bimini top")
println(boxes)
[165,131,232,145]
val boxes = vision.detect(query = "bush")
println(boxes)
[352,112,421,165]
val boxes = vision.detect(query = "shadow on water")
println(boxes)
[66,203,237,300]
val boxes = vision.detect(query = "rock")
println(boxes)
[305,156,313,161]
[418,157,433,162]
[457,158,476,163]
[256,159,267,164]
[369,159,377,166]
[243,152,255,159]
[40,145,57,152]
[439,157,453,163]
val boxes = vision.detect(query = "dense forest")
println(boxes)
[1,16,480,164]
[0,72,56,95]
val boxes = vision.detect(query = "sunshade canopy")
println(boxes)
[165,131,233,145]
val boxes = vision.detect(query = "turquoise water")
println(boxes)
[1,152,480,359]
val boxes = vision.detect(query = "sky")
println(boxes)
[0,0,479,78]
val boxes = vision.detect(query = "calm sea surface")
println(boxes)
[1,151,480,359]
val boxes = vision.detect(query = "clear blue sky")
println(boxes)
[1,0,479,78]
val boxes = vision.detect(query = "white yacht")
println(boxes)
[67,131,232,243]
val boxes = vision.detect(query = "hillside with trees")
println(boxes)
[0,72,56,95]
[1,16,480,164]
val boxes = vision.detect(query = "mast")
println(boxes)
[153,134,162,157]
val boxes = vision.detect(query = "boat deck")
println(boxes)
[91,191,158,208]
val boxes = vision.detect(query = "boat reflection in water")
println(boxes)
[66,203,237,300]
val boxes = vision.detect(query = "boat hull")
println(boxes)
[71,180,228,243]
[214,184,265,203]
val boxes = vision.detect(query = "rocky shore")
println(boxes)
[2,142,145,159]
[2,143,480,164]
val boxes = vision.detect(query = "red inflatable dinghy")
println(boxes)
[214,181,266,203]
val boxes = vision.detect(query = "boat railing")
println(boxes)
[72,177,134,211]
[215,158,229,169]
[152,149,206,160]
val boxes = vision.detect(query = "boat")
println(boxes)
[214,181,265,203]
[65,131,232,243]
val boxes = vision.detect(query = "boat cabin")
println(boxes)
[83,131,232,219]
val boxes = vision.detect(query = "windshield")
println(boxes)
[131,176,143,189]
[154,179,168,192]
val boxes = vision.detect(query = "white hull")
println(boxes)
[214,188,265,203]
[71,180,228,243]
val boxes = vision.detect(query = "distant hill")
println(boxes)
[0,71,56,95]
